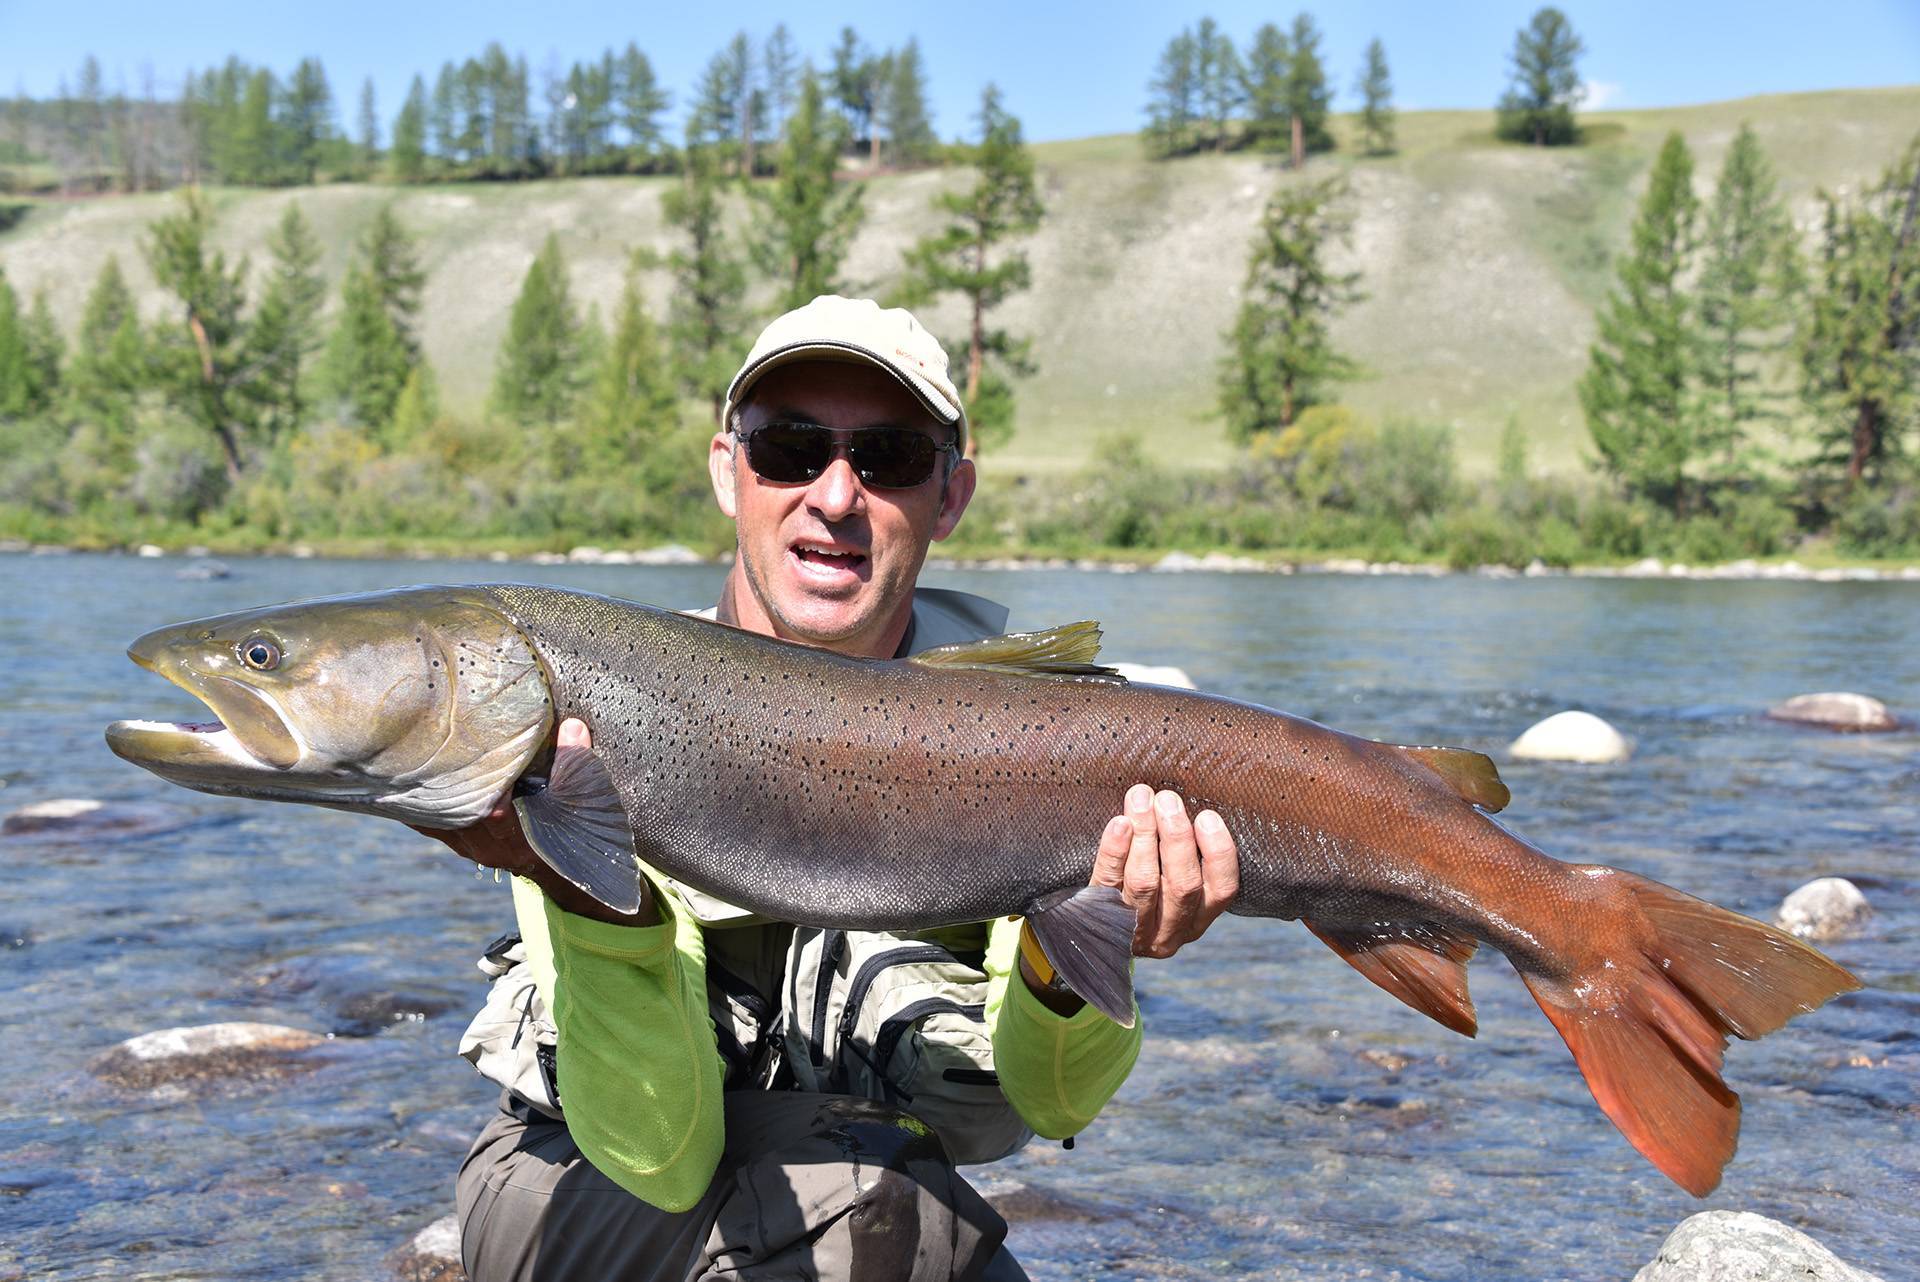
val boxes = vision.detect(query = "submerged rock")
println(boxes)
[390,1214,465,1282]
[175,559,231,581]
[2,798,189,841]
[1766,692,1900,732]
[1109,662,1197,690]
[1633,1211,1884,1282]
[1508,711,1632,764]
[245,953,462,1037]
[1777,877,1871,941]
[89,1021,327,1091]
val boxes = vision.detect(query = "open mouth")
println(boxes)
[791,541,869,579]
[109,645,302,774]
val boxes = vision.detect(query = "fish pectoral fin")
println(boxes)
[1304,920,1480,1037]
[1392,745,1511,813]
[511,743,643,914]
[1024,884,1138,1027]
[908,622,1125,683]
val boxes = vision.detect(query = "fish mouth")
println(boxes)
[106,644,302,781]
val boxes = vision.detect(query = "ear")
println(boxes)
[709,430,739,519]
[931,457,976,542]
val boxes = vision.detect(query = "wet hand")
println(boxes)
[1094,784,1241,959]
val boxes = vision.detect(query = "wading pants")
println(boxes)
[457,1091,1029,1282]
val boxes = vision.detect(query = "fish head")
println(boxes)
[106,586,554,828]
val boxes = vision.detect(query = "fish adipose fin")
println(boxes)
[1305,921,1480,1036]
[910,622,1125,683]
[512,744,644,914]
[1023,884,1139,1026]
[1521,870,1862,1197]
[1392,745,1511,812]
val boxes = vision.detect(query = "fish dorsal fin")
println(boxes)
[909,621,1126,683]
[1394,745,1511,813]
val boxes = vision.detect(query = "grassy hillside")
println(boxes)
[3,85,1915,478]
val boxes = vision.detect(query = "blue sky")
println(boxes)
[3,0,1916,143]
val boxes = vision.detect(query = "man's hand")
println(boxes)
[1095,784,1241,959]
[408,718,658,926]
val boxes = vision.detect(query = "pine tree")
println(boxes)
[0,270,32,420]
[1284,13,1335,167]
[616,43,668,169]
[748,73,864,313]
[575,259,680,475]
[1144,29,1200,158]
[249,202,327,439]
[283,57,333,183]
[429,64,457,165]
[68,255,146,427]
[318,205,423,431]
[663,146,749,422]
[21,290,62,409]
[232,69,279,184]
[1695,123,1798,478]
[1242,24,1291,153]
[901,85,1044,456]
[1497,7,1585,147]
[362,205,426,361]
[1800,135,1920,486]
[880,39,937,168]
[762,25,799,140]
[491,233,584,426]
[1580,133,1702,513]
[143,188,255,481]
[1219,176,1364,439]
[830,28,880,162]
[387,362,439,445]
[1356,38,1396,156]
[392,76,428,180]
[1195,19,1243,151]
[357,77,379,176]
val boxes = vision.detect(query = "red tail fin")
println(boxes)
[1521,871,1860,1196]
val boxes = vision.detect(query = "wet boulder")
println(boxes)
[1633,1211,1884,1282]
[1766,692,1899,732]
[89,1021,327,1091]
[390,1214,465,1282]
[2,798,190,841]
[1777,877,1871,941]
[1508,711,1632,764]
[245,953,463,1037]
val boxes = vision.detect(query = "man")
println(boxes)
[432,297,1241,1280]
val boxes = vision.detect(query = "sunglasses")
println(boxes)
[735,421,958,489]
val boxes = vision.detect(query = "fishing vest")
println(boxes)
[459,588,1036,1166]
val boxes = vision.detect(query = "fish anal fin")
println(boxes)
[511,743,642,914]
[1305,920,1479,1037]
[1023,884,1138,1027]
[909,622,1125,683]
[1394,745,1511,813]
[1519,868,1861,1197]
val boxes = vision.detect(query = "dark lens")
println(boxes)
[848,428,940,488]
[744,423,834,483]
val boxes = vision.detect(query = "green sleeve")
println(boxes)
[511,874,724,1213]
[983,915,1143,1138]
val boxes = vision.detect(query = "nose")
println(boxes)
[805,452,866,521]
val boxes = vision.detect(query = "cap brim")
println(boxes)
[724,341,964,434]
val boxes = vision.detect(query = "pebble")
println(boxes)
[90,1022,328,1091]
[1508,710,1632,764]
[1777,877,1871,941]
[389,1215,465,1282]
[1765,692,1900,732]
[1633,1210,1884,1282]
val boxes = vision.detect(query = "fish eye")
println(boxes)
[238,637,282,671]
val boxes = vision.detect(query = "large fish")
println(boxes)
[106,584,1858,1196]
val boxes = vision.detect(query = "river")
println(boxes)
[1,551,1913,1281]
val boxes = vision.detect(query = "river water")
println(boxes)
[1,552,1914,1281]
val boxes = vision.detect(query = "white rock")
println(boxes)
[389,1213,464,1281]
[137,543,164,558]
[1777,877,1871,941]
[1509,710,1632,764]
[1524,558,1552,577]
[1153,551,1205,572]
[1633,1210,1884,1282]
[1110,662,1196,690]
[90,1021,327,1090]
[9,798,103,822]
[1766,692,1899,732]
[1623,556,1665,577]
[486,550,511,562]
[632,543,703,565]
[567,545,607,563]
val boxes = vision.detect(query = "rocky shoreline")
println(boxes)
[7,538,1920,582]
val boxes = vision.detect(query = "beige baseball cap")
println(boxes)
[723,295,967,452]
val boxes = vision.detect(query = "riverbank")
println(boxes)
[10,538,1920,583]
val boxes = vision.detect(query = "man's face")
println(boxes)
[709,361,975,656]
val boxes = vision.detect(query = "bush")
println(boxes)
[1834,482,1920,557]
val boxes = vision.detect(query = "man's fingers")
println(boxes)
[1121,783,1161,908]
[557,717,591,750]
[1091,814,1131,888]
[1195,808,1241,916]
